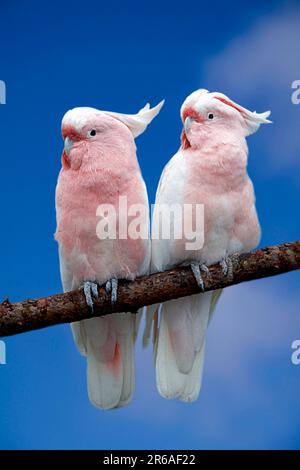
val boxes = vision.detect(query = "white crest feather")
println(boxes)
[62,101,164,138]
[211,92,272,135]
[180,89,208,120]
[104,100,165,138]
[180,89,271,136]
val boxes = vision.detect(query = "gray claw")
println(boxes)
[91,282,98,298]
[191,262,205,291]
[111,278,118,304]
[220,256,233,279]
[105,280,111,294]
[105,278,118,304]
[200,263,210,277]
[83,281,98,313]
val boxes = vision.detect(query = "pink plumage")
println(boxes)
[148,89,271,402]
[55,101,164,409]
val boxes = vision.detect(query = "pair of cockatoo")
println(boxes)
[55,90,271,409]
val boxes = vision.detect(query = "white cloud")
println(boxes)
[202,6,300,170]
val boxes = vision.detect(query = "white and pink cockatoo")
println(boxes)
[55,100,164,409]
[147,89,271,402]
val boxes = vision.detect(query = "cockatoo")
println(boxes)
[55,100,164,409]
[147,89,271,402]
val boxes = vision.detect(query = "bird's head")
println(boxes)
[61,100,164,169]
[180,89,271,150]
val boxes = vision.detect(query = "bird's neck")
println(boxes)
[184,139,249,193]
[77,138,139,174]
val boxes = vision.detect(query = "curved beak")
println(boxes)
[184,116,191,134]
[64,136,74,156]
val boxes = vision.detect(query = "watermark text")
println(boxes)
[291,340,300,365]
[0,80,6,104]
[95,198,205,251]
[291,80,300,104]
[0,340,6,365]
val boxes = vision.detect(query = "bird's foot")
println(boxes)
[220,255,238,280]
[105,278,118,304]
[83,281,99,313]
[190,262,210,292]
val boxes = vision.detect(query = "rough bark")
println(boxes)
[0,240,299,337]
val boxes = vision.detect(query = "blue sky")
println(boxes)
[0,0,299,450]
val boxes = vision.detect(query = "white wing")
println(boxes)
[151,149,187,272]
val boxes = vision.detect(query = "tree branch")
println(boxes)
[0,240,299,337]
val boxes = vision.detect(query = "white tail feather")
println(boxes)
[134,307,144,342]
[71,322,87,356]
[155,292,212,402]
[115,314,135,407]
[180,343,206,402]
[73,313,135,410]
[143,304,159,348]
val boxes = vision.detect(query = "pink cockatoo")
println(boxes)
[55,100,164,409]
[147,89,271,402]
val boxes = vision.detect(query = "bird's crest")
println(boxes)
[180,89,271,145]
[103,100,165,138]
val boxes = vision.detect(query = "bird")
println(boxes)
[146,89,271,402]
[55,100,164,409]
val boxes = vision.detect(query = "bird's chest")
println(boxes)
[56,169,129,244]
[181,152,252,262]
[58,167,130,210]
[185,170,244,232]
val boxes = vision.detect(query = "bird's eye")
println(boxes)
[87,129,97,138]
[208,113,214,120]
